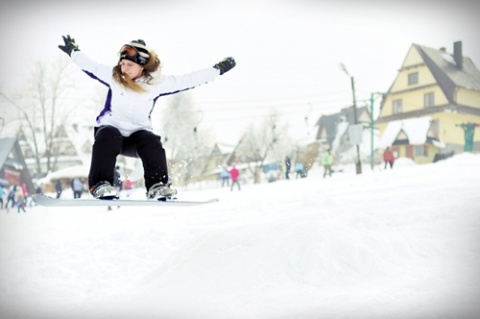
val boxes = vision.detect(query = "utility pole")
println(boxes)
[369,92,387,170]
[340,63,362,174]
[370,93,375,171]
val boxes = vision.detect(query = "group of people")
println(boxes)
[1,184,29,213]
[320,147,396,175]
[55,178,86,199]
[283,146,395,181]
[284,156,308,179]
[53,166,134,200]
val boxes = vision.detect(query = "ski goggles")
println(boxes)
[119,45,149,65]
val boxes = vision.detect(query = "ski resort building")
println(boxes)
[376,41,480,162]
[314,41,480,166]
[0,137,35,193]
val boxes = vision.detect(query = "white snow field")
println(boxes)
[0,153,479,319]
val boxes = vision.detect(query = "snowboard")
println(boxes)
[32,194,219,207]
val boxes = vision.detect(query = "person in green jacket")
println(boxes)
[322,150,334,178]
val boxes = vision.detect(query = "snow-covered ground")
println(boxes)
[1,153,479,319]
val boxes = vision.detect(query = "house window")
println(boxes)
[424,92,435,107]
[414,145,428,157]
[408,72,418,85]
[392,99,403,114]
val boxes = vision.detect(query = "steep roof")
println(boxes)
[0,137,35,191]
[415,43,480,102]
[379,116,444,148]
[0,137,16,168]
[315,106,367,145]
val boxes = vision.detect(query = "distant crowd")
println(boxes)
[217,147,397,187]
[0,183,38,213]
[1,148,398,211]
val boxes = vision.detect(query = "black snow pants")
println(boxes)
[88,126,169,192]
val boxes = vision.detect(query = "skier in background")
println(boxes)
[15,186,26,213]
[6,185,17,209]
[383,147,395,169]
[123,176,134,197]
[295,162,306,178]
[220,166,230,188]
[113,166,123,194]
[109,166,123,211]
[55,180,63,199]
[229,165,241,191]
[284,156,291,180]
[322,150,334,178]
[0,186,4,209]
[71,177,84,198]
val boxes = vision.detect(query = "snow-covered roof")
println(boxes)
[43,163,91,181]
[215,142,236,155]
[379,117,436,148]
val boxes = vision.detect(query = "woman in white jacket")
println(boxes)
[58,35,235,200]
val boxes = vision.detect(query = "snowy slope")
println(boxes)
[1,154,479,319]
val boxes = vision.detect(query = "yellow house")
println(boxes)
[377,41,480,163]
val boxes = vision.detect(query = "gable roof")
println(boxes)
[415,43,480,102]
[0,137,16,168]
[315,106,367,144]
[16,122,94,157]
[379,117,444,148]
[0,137,35,192]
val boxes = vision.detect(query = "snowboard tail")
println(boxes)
[33,194,219,207]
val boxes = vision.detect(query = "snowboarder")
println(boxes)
[58,35,236,200]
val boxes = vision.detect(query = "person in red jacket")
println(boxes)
[383,147,395,169]
[229,165,241,191]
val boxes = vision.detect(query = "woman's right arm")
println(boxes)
[71,51,113,84]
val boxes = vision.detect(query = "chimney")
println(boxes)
[453,41,463,70]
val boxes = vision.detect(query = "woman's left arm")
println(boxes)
[155,57,235,95]
[156,67,220,95]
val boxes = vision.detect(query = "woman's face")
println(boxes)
[120,59,144,80]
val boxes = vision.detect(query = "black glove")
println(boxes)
[213,57,236,75]
[58,35,80,56]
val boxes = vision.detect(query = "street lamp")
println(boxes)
[340,63,361,175]
[369,92,386,170]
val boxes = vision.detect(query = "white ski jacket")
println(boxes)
[71,51,220,137]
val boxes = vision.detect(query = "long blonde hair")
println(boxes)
[112,50,162,92]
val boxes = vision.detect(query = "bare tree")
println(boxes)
[0,57,75,176]
[159,91,213,185]
[234,109,292,183]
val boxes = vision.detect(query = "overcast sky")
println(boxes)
[1,0,479,143]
